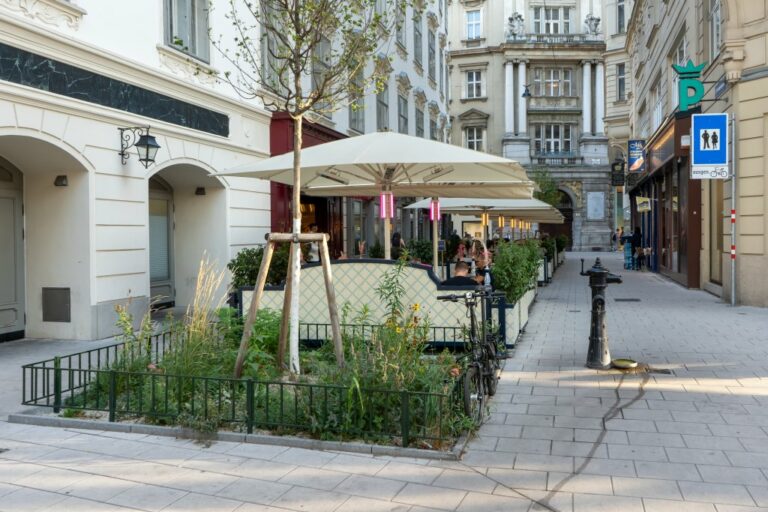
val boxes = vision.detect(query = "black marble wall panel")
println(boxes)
[0,42,229,137]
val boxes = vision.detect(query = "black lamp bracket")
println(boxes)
[118,126,150,165]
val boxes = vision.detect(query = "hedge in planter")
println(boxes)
[492,239,541,303]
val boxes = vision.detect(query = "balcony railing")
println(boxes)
[506,33,603,44]
[531,151,583,166]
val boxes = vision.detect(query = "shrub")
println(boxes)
[492,239,541,302]
[368,240,384,258]
[406,239,433,263]
[555,234,569,252]
[227,244,294,289]
[542,237,557,261]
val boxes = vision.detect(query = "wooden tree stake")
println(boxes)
[320,235,344,367]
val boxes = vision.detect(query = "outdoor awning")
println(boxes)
[405,197,564,224]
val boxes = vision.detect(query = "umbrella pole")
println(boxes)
[432,205,439,272]
[384,216,391,260]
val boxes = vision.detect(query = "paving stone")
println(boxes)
[521,426,575,441]
[271,486,349,512]
[608,443,668,462]
[710,424,768,439]
[455,491,531,511]
[522,489,575,512]
[278,466,350,490]
[612,476,682,500]
[107,484,188,511]
[697,465,768,486]
[229,458,296,481]
[0,487,68,511]
[474,424,523,438]
[627,432,686,447]
[573,428,629,444]
[678,481,756,506]
[334,474,406,501]
[572,493,644,512]
[656,421,713,435]
[643,498,717,512]
[547,472,613,494]
[460,449,516,469]
[374,461,443,485]
[554,416,604,429]
[604,418,659,432]
[393,482,467,510]
[514,453,574,473]
[504,413,554,427]
[162,493,242,512]
[747,486,768,507]
[272,447,337,468]
[334,496,411,512]
[551,441,608,458]
[635,461,702,481]
[683,435,746,451]
[665,447,730,465]
[495,437,552,455]
[726,452,768,469]
[431,468,496,494]
[486,468,548,491]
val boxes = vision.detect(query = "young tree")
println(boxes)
[529,168,560,207]
[212,0,404,377]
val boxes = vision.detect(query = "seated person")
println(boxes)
[475,253,494,288]
[441,261,478,286]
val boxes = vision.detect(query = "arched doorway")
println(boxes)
[0,157,24,341]
[540,190,574,249]
[147,163,227,310]
[0,135,91,340]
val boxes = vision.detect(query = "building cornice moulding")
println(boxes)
[0,17,272,123]
[156,45,219,87]
[0,0,86,30]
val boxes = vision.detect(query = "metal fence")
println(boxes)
[22,331,463,447]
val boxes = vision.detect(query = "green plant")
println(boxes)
[529,168,560,207]
[492,239,541,302]
[368,240,384,259]
[555,234,569,252]
[542,237,556,261]
[406,239,433,263]
[227,244,296,289]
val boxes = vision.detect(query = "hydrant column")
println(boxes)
[581,258,622,370]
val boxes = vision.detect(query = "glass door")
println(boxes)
[149,177,174,305]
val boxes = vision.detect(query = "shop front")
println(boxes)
[269,113,345,258]
[629,111,701,288]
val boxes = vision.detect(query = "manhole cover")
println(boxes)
[615,298,641,302]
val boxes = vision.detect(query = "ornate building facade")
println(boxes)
[447,0,612,250]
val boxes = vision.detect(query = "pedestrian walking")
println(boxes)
[632,226,643,270]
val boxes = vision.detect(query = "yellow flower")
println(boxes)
[396,327,403,334]
[411,303,421,312]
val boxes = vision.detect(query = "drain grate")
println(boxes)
[567,310,581,313]
[615,298,641,302]
[646,367,673,375]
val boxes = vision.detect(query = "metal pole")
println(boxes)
[730,112,737,306]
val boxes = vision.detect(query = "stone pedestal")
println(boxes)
[502,135,531,165]
[579,135,609,166]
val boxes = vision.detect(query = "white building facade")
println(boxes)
[0,1,272,341]
[447,0,613,250]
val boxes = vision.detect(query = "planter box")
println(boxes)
[558,251,565,265]
[502,301,521,348]
[547,259,554,282]
[537,258,546,286]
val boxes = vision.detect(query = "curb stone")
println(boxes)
[7,413,465,461]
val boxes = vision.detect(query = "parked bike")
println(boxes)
[437,286,502,425]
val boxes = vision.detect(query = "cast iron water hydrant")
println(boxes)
[580,258,623,369]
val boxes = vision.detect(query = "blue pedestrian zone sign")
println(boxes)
[691,113,729,179]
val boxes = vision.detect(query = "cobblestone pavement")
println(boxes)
[1,251,767,511]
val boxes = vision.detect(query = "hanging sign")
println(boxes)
[636,196,652,213]
[691,113,729,179]
[628,140,645,173]
[673,60,707,112]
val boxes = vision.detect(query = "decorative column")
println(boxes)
[504,61,515,134]
[582,61,592,135]
[595,62,605,135]
[517,60,527,135]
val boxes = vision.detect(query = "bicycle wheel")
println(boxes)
[463,365,484,425]
[483,342,498,397]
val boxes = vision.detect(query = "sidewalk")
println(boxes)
[1,252,767,511]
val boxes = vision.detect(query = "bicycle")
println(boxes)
[437,286,502,424]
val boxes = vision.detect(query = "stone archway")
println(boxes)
[147,161,228,310]
[0,134,92,340]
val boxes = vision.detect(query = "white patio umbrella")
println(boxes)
[219,131,534,259]
[406,198,564,266]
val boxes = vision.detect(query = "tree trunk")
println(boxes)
[289,116,303,376]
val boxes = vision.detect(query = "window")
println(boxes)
[532,67,573,96]
[312,36,331,115]
[672,35,688,94]
[166,0,209,61]
[439,50,444,94]
[428,29,436,79]
[465,127,483,151]
[534,124,572,153]
[416,107,425,137]
[651,83,664,132]
[533,7,570,34]
[430,119,438,140]
[617,0,625,34]
[349,64,365,132]
[413,13,423,65]
[616,63,626,101]
[466,10,481,39]
[377,83,389,131]
[398,95,409,134]
[396,3,406,48]
[710,0,722,59]
[466,70,483,98]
